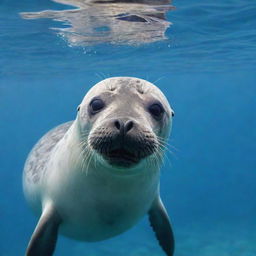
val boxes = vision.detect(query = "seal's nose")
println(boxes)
[114,120,134,135]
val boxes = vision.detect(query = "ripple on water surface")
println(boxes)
[20,0,175,46]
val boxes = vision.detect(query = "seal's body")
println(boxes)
[23,77,175,256]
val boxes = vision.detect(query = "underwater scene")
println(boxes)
[0,0,256,255]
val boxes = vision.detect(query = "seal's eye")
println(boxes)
[148,103,164,119]
[90,98,105,114]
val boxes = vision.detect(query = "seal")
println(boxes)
[23,77,175,256]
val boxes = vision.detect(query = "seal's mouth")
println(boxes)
[103,148,140,167]
[89,127,158,168]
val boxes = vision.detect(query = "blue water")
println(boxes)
[1,0,256,255]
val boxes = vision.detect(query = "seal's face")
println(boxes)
[77,77,174,169]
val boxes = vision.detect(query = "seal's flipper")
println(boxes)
[26,203,61,256]
[148,197,175,256]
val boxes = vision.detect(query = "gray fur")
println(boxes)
[24,121,73,184]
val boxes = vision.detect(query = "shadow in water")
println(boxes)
[21,0,175,46]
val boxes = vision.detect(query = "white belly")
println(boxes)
[57,184,156,241]
[43,153,159,241]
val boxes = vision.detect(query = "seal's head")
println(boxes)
[76,77,174,169]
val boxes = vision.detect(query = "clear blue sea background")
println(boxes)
[0,0,256,255]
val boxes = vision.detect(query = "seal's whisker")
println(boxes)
[79,134,92,175]
[155,144,173,169]
[81,143,94,176]
[156,148,168,169]
[156,144,175,166]
[156,136,179,152]
[95,72,109,81]
[137,134,151,182]
[160,145,177,161]
[77,139,89,169]
[152,149,163,171]
[81,146,89,171]
[149,153,158,171]
[93,131,109,168]
[153,76,165,85]
[155,139,177,159]
[81,145,90,173]
[149,153,159,172]
[82,150,90,175]
[78,138,88,149]
[86,151,94,176]
[95,72,103,81]
[87,132,106,173]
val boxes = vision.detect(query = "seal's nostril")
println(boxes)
[114,120,121,130]
[114,120,133,134]
[124,120,133,133]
